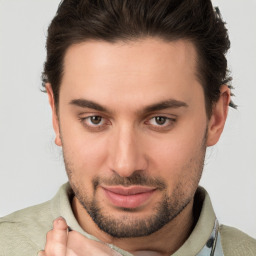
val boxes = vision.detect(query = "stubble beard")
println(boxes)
[69,176,193,238]
[62,130,207,238]
[64,155,205,238]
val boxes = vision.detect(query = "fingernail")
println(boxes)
[55,216,66,224]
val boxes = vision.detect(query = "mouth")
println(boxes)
[101,185,157,209]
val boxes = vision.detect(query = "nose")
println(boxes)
[108,124,148,177]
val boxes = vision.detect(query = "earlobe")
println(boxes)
[46,83,62,147]
[206,85,231,147]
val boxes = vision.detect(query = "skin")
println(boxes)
[41,38,230,256]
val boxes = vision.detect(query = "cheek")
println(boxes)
[60,124,109,178]
[147,125,206,180]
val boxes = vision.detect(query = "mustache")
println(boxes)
[93,171,166,190]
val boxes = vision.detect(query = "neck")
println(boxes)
[72,198,195,255]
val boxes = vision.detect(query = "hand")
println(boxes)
[38,217,122,256]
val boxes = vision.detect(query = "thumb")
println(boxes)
[44,217,69,255]
[53,216,68,231]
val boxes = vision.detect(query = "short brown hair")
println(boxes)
[42,0,235,116]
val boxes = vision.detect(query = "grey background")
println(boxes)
[0,0,256,238]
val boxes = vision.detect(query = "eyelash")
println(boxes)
[145,116,176,131]
[79,116,110,132]
[79,115,176,132]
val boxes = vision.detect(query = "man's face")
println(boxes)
[53,38,210,238]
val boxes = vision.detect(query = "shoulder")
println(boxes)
[220,224,256,256]
[0,200,53,255]
[0,183,71,255]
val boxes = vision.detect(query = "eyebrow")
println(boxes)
[70,99,107,112]
[143,99,188,113]
[69,98,188,114]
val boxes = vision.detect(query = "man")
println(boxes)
[0,0,255,255]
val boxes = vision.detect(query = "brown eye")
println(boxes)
[154,116,167,125]
[89,116,102,125]
[79,115,111,132]
[145,116,176,131]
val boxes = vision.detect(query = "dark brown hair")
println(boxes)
[42,0,235,116]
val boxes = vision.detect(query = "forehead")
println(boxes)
[63,38,198,77]
[60,38,203,112]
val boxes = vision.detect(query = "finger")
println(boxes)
[53,216,68,231]
[44,217,68,255]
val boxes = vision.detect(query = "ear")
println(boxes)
[46,83,62,147]
[206,85,231,146]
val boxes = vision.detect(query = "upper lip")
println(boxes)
[101,186,156,195]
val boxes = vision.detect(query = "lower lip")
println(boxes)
[102,188,155,209]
